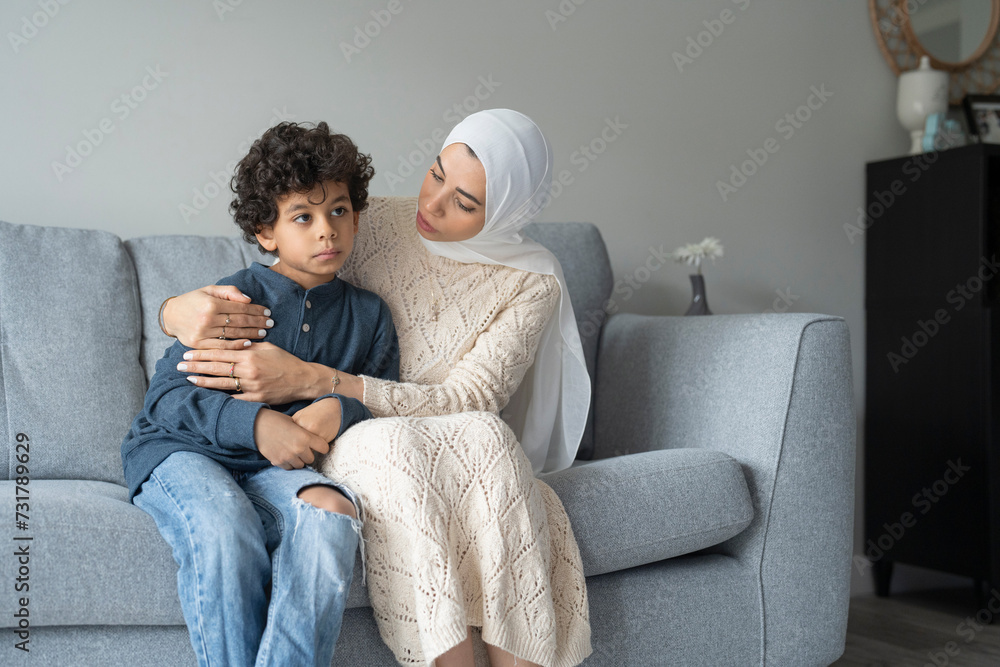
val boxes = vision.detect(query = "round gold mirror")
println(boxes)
[871,0,1000,104]
[905,0,995,66]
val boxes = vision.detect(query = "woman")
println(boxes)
[162,109,592,667]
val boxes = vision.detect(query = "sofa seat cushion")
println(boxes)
[0,479,371,628]
[540,449,753,577]
[0,480,180,627]
[1,450,750,626]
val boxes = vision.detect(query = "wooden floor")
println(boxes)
[834,588,1000,666]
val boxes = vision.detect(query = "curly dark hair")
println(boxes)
[230,121,375,255]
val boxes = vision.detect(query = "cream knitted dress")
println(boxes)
[318,196,591,667]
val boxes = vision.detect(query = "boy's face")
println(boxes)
[256,180,359,290]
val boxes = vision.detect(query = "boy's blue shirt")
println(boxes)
[121,261,400,500]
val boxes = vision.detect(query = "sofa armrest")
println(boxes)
[593,313,856,665]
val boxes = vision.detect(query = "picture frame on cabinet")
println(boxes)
[963,94,1000,144]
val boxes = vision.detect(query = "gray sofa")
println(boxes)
[0,213,855,666]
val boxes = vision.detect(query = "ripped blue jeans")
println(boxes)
[133,451,362,667]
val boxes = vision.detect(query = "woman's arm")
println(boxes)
[162,284,274,349]
[183,298,399,406]
[184,342,327,404]
[361,272,559,418]
[182,272,558,416]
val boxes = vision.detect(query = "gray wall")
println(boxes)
[2,1,927,595]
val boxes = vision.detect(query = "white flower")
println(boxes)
[671,237,724,274]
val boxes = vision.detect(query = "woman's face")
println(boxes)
[416,142,487,242]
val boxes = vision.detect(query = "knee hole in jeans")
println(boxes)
[297,485,357,519]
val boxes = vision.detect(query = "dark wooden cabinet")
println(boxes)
[865,144,1000,604]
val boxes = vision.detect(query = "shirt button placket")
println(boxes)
[302,299,312,333]
[301,297,311,335]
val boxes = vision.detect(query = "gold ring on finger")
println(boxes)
[229,362,235,378]
[225,315,231,326]
[220,325,227,340]
[234,376,242,392]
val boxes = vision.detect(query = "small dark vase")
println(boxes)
[684,274,712,316]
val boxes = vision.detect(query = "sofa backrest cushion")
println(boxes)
[0,221,147,484]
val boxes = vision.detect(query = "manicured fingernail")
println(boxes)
[177,363,187,371]
[258,329,267,336]
[183,352,193,360]
[265,319,274,327]
[186,376,197,384]
[242,293,250,299]
[264,308,271,316]
[243,340,252,347]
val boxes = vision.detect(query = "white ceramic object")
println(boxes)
[897,56,949,154]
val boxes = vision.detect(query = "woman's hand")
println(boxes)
[163,285,273,350]
[291,398,343,444]
[181,342,323,405]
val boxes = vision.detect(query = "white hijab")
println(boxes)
[419,108,590,473]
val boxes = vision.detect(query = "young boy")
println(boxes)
[121,122,399,667]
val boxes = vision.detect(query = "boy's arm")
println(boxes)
[144,341,266,453]
[141,268,266,454]
[150,338,331,468]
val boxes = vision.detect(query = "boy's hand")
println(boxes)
[292,398,343,444]
[254,408,330,469]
